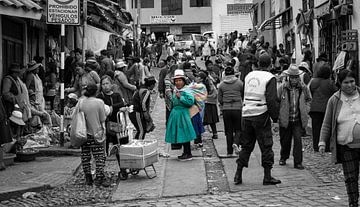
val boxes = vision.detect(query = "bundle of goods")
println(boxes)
[119,139,158,169]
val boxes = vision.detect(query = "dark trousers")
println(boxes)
[223,110,241,154]
[237,114,274,168]
[210,123,217,134]
[310,112,329,152]
[183,142,191,155]
[129,112,146,140]
[338,145,360,206]
[81,135,106,178]
[279,121,303,165]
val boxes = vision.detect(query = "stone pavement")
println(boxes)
[111,97,207,201]
[85,183,347,207]
[0,156,80,200]
[0,66,351,206]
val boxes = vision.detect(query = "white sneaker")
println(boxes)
[108,143,117,156]
[232,144,240,155]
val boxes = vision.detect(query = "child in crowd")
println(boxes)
[64,93,78,133]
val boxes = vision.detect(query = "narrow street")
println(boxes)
[0,66,349,207]
[0,0,359,206]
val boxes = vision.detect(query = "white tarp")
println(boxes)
[76,25,113,55]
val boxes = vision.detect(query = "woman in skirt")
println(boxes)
[192,71,209,147]
[202,75,219,139]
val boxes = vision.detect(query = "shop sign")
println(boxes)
[314,1,330,19]
[47,0,80,25]
[150,16,176,24]
[227,3,253,15]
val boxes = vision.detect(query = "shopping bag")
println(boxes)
[70,99,87,147]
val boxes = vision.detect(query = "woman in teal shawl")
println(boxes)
[165,70,196,161]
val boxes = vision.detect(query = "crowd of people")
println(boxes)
[157,31,360,206]
[1,30,360,206]
[0,48,157,186]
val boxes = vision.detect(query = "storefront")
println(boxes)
[0,0,43,85]
[314,0,358,79]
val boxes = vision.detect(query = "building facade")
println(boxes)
[126,0,212,39]
[212,0,253,36]
[253,0,359,72]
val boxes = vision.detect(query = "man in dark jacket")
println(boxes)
[218,66,243,156]
[100,50,114,77]
[235,54,281,186]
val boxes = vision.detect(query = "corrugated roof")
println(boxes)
[0,0,43,11]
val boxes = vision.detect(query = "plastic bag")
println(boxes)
[70,100,87,147]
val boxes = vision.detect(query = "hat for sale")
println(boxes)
[9,110,25,126]
[283,64,304,76]
[27,60,41,72]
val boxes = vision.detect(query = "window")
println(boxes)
[2,17,24,75]
[132,0,154,8]
[261,1,265,23]
[190,0,210,7]
[162,0,183,15]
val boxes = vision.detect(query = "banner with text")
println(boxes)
[47,0,80,25]
[150,16,176,24]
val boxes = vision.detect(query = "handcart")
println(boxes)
[115,111,158,180]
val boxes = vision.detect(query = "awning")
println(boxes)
[259,7,292,31]
[296,9,313,34]
[87,0,133,33]
[314,0,330,19]
[0,0,43,20]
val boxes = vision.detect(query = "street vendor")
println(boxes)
[28,89,52,132]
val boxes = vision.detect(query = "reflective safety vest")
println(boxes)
[242,70,274,117]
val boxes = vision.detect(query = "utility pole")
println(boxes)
[82,0,87,61]
[136,0,141,56]
[59,24,65,147]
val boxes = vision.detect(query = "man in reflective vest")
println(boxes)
[234,53,281,185]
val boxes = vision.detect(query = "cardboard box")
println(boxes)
[119,139,158,169]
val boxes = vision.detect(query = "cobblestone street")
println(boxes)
[0,66,351,207]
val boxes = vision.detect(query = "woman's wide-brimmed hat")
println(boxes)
[115,62,127,69]
[172,69,186,80]
[27,60,41,72]
[9,110,25,126]
[283,64,304,76]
